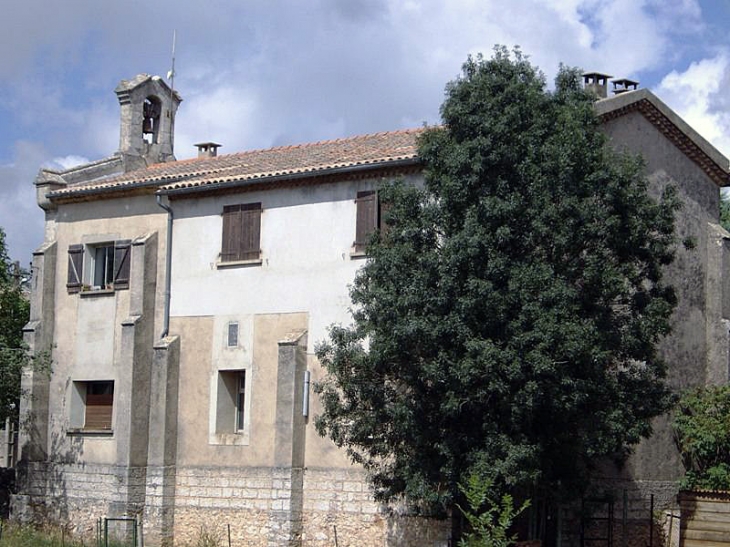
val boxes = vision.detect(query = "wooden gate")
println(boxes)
[679,490,730,546]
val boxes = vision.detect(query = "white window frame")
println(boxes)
[69,380,115,432]
[84,243,115,290]
[209,368,251,445]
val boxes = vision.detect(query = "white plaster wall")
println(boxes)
[170,174,422,352]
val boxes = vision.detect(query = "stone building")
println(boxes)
[11,73,730,546]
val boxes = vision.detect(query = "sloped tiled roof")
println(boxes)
[46,88,730,201]
[48,128,424,198]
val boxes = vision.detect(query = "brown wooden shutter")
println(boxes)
[240,203,261,260]
[84,383,114,430]
[113,240,132,290]
[354,191,377,253]
[221,204,242,262]
[67,244,84,293]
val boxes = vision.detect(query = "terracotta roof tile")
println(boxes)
[51,128,425,197]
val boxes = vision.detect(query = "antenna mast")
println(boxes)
[167,30,177,157]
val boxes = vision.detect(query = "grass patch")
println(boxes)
[0,521,86,546]
[0,521,135,547]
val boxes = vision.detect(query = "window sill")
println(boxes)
[350,250,368,259]
[209,432,250,446]
[67,428,114,437]
[216,258,263,269]
[79,288,115,298]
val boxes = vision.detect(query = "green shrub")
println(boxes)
[457,475,530,547]
[674,385,730,491]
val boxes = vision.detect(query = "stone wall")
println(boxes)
[302,468,450,547]
[168,465,451,547]
[12,461,146,537]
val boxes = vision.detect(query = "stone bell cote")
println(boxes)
[115,74,182,167]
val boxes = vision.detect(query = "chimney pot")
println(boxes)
[611,78,639,95]
[582,72,612,99]
[195,142,222,158]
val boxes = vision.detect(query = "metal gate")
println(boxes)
[581,497,614,547]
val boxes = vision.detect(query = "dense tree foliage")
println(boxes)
[0,228,30,425]
[315,48,680,513]
[674,385,730,491]
[720,193,730,232]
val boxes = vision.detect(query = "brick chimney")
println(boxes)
[195,142,222,158]
[583,72,612,99]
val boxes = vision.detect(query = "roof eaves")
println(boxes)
[46,178,168,200]
[596,88,730,186]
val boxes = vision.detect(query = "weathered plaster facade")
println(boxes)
[12,74,730,546]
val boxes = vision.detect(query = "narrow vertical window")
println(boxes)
[213,370,249,438]
[93,245,115,288]
[143,96,162,144]
[236,371,246,431]
[227,322,239,347]
[354,190,378,253]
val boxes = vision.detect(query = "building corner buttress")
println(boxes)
[705,223,730,385]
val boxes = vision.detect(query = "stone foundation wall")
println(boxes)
[15,463,452,546]
[11,461,146,537]
[170,465,451,547]
[172,466,281,546]
[302,468,451,547]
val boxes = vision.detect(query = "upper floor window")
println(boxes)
[354,190,386,254]
[67,240,131,293]
[220,203,262,263]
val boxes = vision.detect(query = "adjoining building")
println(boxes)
[12,73,730,546]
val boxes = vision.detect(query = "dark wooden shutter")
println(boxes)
[85,383,114,430]
[221,204,242,262]
[113,240,132,290]
[67,244,84,293]
[240,203,261,260]
[354,191,377,253]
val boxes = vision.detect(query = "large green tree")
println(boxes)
[0,228,30,425]
[315,48,680,513]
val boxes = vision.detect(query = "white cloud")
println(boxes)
[50,155,90,170]
[175,84,261,159]
[0,141,48,263]
[655,53,730,159]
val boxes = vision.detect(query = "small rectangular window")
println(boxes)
[70,380,114,431]
[227,322,239,347]
[66,240,131,293]
[215,370,248,435]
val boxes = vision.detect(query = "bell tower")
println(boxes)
[115,74,182,169]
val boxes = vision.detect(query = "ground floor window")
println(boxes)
[215,370,249,436]
[70,380,114,431]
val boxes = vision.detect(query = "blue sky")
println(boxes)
[1,0,729,263]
